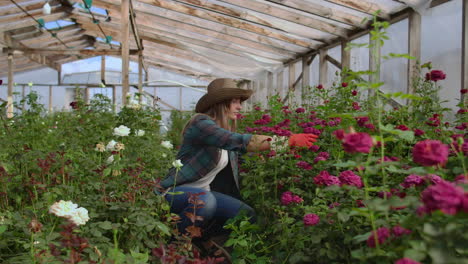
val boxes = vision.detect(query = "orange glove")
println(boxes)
[289,134,318,148]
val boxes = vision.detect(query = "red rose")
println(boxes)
[425,70,446,82]
[412,140,449,166]
[341,82,348,87]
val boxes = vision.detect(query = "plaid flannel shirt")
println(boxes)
[160,114,252,189]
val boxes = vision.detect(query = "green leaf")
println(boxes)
[98,221,113,230]
[0,225,7,235]
[333,160,357,168]
[404,249,426,261]
[155,221,171,236]
[337,211,350,222]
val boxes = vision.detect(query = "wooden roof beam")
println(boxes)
[266,0,366,28]
[19,24,82,44]
[75,14,294,61]
[145,60,216,81]
[143,54,224,77]
[100,0,315,48]
[91,0,313,52]
[4,47,140,56]
[215,0,350,37]
[325,0,392,19]
[4,33,60,71]
[2,9,71,32]
[0,4,67,24]
[0,0,61,17]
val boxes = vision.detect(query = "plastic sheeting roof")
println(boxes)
[1,0,431,80]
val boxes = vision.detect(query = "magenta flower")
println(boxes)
[281,191,303,206]
[424,174,443,185]
[339,170,363,188]
[309,145,320,152]
[396,124,409,131]
[421,181,465,215]
[254,106,261,111]
[391,226,412,237]
[413,129,425,136]
[352,102,361,110]
[412,140,449,166]
[454,174,468,184]
[401,174,424,188]
[461,89,468,94]
[333,129,345,140]
[425,70,446,82]
[314,171,340,186]
[355,116,369,127]
[303,213,320,226]
[295,107,305,113]
[342,132,373,154]
[296,161,312,170]
[367,227,390,248]
[316,84,323,89]
[395,258,421,264]
[341,82,348,87]
[351,90,358,96]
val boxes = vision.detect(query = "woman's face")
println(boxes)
[227,98,242,120]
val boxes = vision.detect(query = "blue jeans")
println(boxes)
[164,186,256,238]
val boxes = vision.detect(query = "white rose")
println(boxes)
[172,159,183,169]
[69,207,90,226]
[161,140,173,149]
[106,155,114,164]
[135,129,145,136]
[49,200,78,218]
[106,140,117,151]
[113,125,130,137]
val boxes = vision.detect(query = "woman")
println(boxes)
[157,78,317,242]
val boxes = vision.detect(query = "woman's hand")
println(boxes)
[288,134,318,148]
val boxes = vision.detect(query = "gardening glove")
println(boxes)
[288,133,318,148]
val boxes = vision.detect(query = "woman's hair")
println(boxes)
[181,98,237,136]
[203,99,237,132]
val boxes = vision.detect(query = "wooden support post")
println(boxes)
[121,0,130,105]
[369,30,381,98]
[302,56,311,104]
[112,85,116,112]
[179,86,183,111]
[48,85,53,113]
[7,54,13,118]
[462,0,468,106]
[101,55,106,84]
[276,70,284,98]
[407,10,421,95]
[22,85,25,112]
[266,72,274,99]
[138,53,143,103]
[319,49,328,87]
[341,40,351,81]
[57,65,61,85]
[84,87,90,104]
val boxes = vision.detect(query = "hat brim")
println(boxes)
[195,88,253,113]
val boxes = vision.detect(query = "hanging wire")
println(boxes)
[80,0,113,48]
[9,0,69,48]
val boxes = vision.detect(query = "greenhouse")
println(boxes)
[0,0,467,263]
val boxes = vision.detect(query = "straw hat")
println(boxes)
[195,78,253,113]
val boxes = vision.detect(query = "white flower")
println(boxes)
[69,207,90,226]
[161,140,173,149]
[172,159,183,169]
[106,155,114,164]
[49,200,78,218]
[113,125,130,137]
[106,140,117,151]
[135,129,145,136]
[162,153,167,158]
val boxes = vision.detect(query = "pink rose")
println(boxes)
[314,171,340,186]
[342,132,373,154]
[395,258,421,264]
[421,181,465,215]
[339,170,363,188]
[401,174,424,188]
[303,213,320,226]
[412,140,449,166]
[367,227,390,248]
